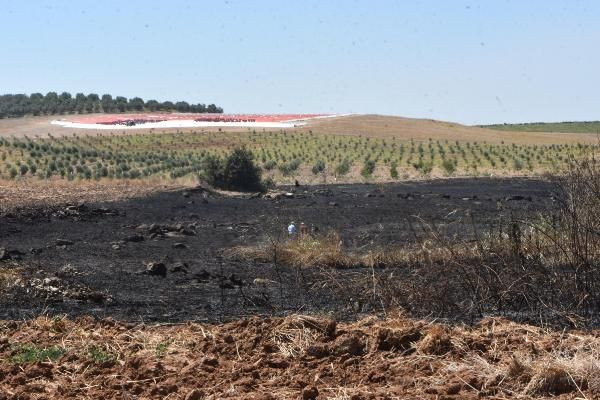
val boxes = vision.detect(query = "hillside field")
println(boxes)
[0,114,597,184]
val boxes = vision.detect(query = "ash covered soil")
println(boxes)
[0,178,557,322]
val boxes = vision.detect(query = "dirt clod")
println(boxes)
[376,327,422,352]
[184,389,204,400]
[302,386,319,400]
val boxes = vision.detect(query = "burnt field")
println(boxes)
[0,178,557,323]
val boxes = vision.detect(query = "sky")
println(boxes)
[0,0,598,125]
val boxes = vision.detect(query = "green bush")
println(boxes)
[201,148,264,192]
[263,160,277,170]
[278,158,302,176]
[513,158,524,171]
[335,159,351,176]
[389,161,398,179]
[200,154,224,186]
[361,159,376,178]
[222,148,263,191]
[311,160,326,175]
[442,159,456,175]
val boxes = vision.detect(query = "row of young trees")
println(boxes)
[0,92,223,118]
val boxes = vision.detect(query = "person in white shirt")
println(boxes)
[288,221,297,236]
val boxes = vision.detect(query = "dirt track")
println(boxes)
[0,178,557,323]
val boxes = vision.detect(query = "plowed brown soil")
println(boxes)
[1,315,598,399]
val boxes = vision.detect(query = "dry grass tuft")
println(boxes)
[227,232,357,269]
[272,326,321,359]
[271,315,333,358]
[324,387,352,400]
[0,268,19,288]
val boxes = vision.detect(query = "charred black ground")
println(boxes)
[0,178,557,323]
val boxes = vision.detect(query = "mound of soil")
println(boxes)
[0,315,598,399]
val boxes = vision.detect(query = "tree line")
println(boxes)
[0,92,223,119]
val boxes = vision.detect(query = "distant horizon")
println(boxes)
[4,89,600,127]
[1,0,598,125]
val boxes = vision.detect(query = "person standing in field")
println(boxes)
[299,222,308,236]
[288,221,297,237]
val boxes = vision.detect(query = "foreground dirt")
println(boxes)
[0,315,598,399]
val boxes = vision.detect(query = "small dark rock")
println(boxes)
[124,234,145,243]
[219,281,235,289]
[229,274,243,286]
[172,242,187,249]
[92,207,115,215]
[146,262,167,277]
[171,262,189,274]
[202,357,219,367]
[55,239,74,246]
[194,270,211,281]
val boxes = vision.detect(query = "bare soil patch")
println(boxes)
[0,315,598,399]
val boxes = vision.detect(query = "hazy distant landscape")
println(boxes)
[483,120,600,133]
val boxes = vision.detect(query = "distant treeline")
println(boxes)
[482,121,600,134]
[0,92,223,119]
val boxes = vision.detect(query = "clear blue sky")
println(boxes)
[1,0,598,125]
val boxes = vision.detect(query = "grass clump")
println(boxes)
[88,346,117,363]
[11,344,65,364]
